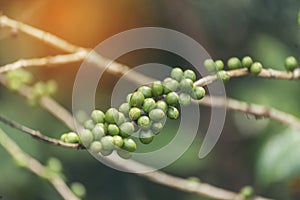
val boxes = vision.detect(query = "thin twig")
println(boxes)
[199,96,300,130]
[0,128,80,200]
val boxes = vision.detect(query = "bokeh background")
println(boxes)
[1,0,300,199]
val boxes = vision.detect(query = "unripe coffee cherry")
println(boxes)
[163,78,179,94]
[143,98,156,113]
[179,93,191,106]
[108,124,120,136]
[113,135,124,148]
[227,57,242,69]
[65,132,79,143]
[122,138,137,152]
[179,78,194,93]
[126,93,133,103]
[138,86,152,98]
[60,133,67,142]
[84,119,95,130]
[250,62,263,75]
[137,116,151,129]
[166,92,179,106]
[217,70,230,82]
[119,122,135,137]
[239,186,254,199]
[116,112,126,125]
[105,108,119,124]
[242,56,253,68]
[183,69,196,81]
[151,81,164,97]
[192,86,205,100]
[215,60,224,71]
[92,124,105,140]
[155,100,168,113]
[100,148,113,156]
[80,129,94,147]
[130,91,145,107]
[119,103,130,116]
[91,110,105,123]
[100,136,114,151]
[284,56,298,71]
[89,141,102,154]
[151,122,163,134]
[204,59,216,72]
[171,67,184,81]
[167,106,179,119]
[139,129,154,144]
[129,107,141,121]
[149,109,165,121]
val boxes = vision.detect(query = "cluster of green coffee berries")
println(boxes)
[61,67,205,159]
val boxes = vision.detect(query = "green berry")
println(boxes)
[227,57,242,69]
[163,78,179,94]
[204,59,216,72]
[91,110,105,123]
[143,98,156,113]
[45,80,57,95]
[89,141,102,154]
[149,109,165,121]
[139,129,154,144]
[46,157,62,173]
[155,100,168,113]
[129,107,141,121]
[126,93,133,103]
[117,149,132,159]
[113,135,124,148]
[108,124,120,136]
[165,92,179,106]
[183,69,196,81]
[250,62,263,75]
[138,86,152,98]
[130,91,145,107]
[167,106,179,119]
[100,148,113,156]
[239,186,254,199]
[215,60,224,71]
[80,129,94,147]
[122,138,137,152]
[60,133,67,142]
[33,82,47,96]
[179,78,194,93]
[119,103,130,116]
[179,93,191,106]
[217,70,230,82]
[92,124,105,140]
[116,112,126,125]
[192,86,205,100]
[95,123,107,133]
[170,67,184,81]
[65,132,79,143]
[242,56,253,68]
[100,136,114,151]
[284,56,298,71]
[119,122,135,137]
[105,108,119,124]
[137,116,151,129]
[84,119,95,130]
[151,81,164,97]
[151,122,163,134]
[70,182,86,198]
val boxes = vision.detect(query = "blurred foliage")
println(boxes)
[0,0,300,200]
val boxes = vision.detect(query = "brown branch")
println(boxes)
[0,128,80,200]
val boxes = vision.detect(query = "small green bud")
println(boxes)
[155,100,168,113]
[91,110,105,123]
[165,92,179,106]
[80,129,94,147]
[126,93,133,103]
[138,86,152,98]
[70,182,86,198]
[130,91,145,107]
[149,109,165,121]
[170,67,184,81]
[89,141,102,154]
[179,93,191,106]
[105,108,119,124]
[100,136,114,151]
[217,70,230,82]
[143,98,156,113]
[151,81,164,97]
[242,56,253,68]
[119,122,135,137]
[65,132,79,143]
[46,157,62,173]
[179,78,194,93]
[137,116,152,129]
[45,80,57,95]
[113,135,124,148]
[239,186,254,199]
[215,60,224,71]
[167,106,180,119]
[83,119,95,130]
[183,69,196,81]
[227,57,242,69]
[204,59,216,72]
[122,138,137,152]
[284,56,298,71]
[107,124,120,136]
[192,86,205,100]
[129,107,141,121]
[119,103,130,116]
[139,129,154,144]
[151,122,163,134]
[92,124,105,140]
[163,78,179,94]
[250,62,263,75]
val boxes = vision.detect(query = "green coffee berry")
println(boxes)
[113,135,124,148]
[167,106,180,119]
[151,81,164,97]
[143,98,156,113]
[119,122,135,137]
[89,141,102,154]
[65,132,79,143]
[217,70,230,82]
[105,108,119,124]
[138,86,152,98]
[92,124,105,140]
[130,91,145,107]
[227,57,242,69]
[122,138,137,152]
[137,116,151,129]
[116,112,126,125]
[155,100,168,113]
[33,82,47,96]
[179,78,194,93]
[284,56,298,71]
[70,182,86,198]
[108,124,120,136]
[129,107,141,121]
[183,69,196,81]
[80,129,94,147]
[100,148,113,156]
[91,110,105,123]
[166,92,179,106]
[117,149,132,159]
[204,59,216,72]
[95,123,107,133]
[163,78,179,94]
[126,93,133,103]
[60,133,67,142]
[239,186,254,199]
[149,109,165,121]
[250,62,263,75]
[242,56,253,68]
[170,67,184,81]
[46,157,62,173]
[45,80,57,95]
[100,136,114,151]
[215,60,224,71]
[192,86,205,100]
[151,122,163,134]
[179,93,191,106]
[119,103,130,116]
[139,129,154,144]
[84,119,95,130]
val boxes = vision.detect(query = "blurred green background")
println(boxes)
[1,0,300,199]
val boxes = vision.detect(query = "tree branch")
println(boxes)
[0,128,80,200]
